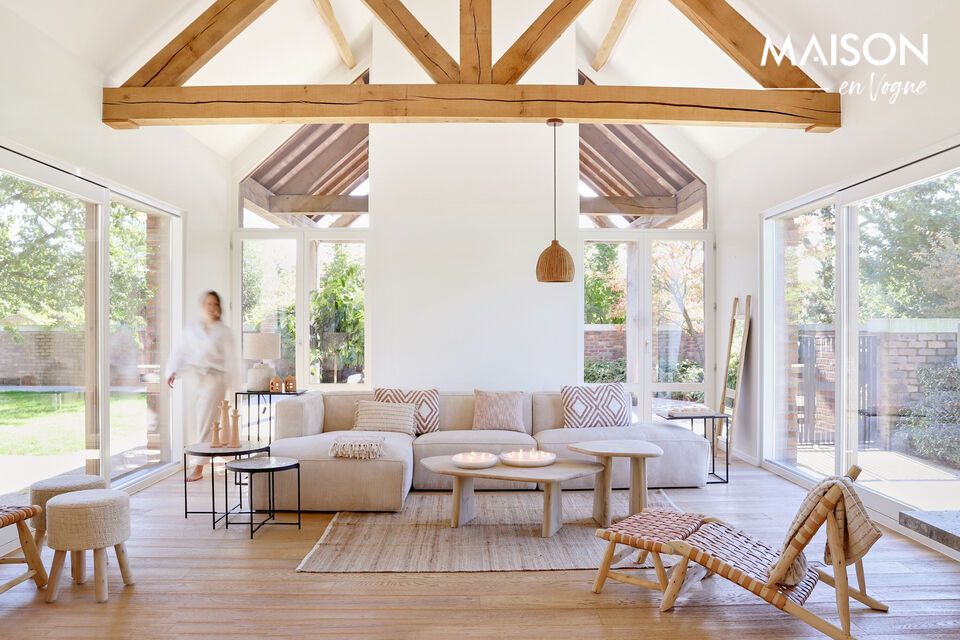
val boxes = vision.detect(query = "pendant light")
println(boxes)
[536,118,574,283]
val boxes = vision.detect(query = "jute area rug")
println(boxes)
[298,489,679,573]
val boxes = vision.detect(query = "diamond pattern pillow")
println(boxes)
[560,383,631,428]
[373,388,440,434]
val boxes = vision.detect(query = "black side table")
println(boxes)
[183,441,270,529]
[654,411,730,484]
[225,456,301,539]
[234,390,307,444]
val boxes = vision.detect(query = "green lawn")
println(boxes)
[0,392,148,456]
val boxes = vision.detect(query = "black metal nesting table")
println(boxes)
[183,441,270,529]
[225,456,301,539]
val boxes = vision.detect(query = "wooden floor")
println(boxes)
[1,462,958,639]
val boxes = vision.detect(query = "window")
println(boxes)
[0,156,182,501]
[581,234,712,417]
[240,238,297,384]
[108,200,174,481]
[308,241,365,384]
[764,156,960,517]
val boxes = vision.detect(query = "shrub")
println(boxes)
[584,358,626,383]
[899,366,960,468]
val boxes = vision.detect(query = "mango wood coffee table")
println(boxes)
[420,456,604,537]
[567,440,664,527]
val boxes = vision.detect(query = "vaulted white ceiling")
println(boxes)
[1,0,947,163]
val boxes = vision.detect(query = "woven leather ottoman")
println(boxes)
[45,489,134,603]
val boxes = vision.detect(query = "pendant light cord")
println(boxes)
[553,123,558,241]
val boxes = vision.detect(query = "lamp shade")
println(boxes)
[242,332,280,361]
[536,240,575,282]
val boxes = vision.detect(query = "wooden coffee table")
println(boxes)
[567,440,664,526]
[420,456,604,537]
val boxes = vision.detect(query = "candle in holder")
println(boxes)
[499,448,556,467]
[452,451,498,469]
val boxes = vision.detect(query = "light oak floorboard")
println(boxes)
[0,462,956,639]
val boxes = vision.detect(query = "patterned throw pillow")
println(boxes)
[353,400,417,437]
[472,390,526,432]
[560,383,631,428]
[373,388,440,434]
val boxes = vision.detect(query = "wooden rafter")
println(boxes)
[581,195,677,216]
[492,0,593,84]
[124,0,278,87]
[460,0,492,83]
[581,126,666,195]
[594,125,682,192]
[667,0,819,89]
[103,83,840,130]
[240,178,315,228]
[313,0,356,69]
[591,0,638,71]
[361,0,460,83]
[269,194,367,214]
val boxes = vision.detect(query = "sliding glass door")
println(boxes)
[0,149,182,502]
[764,156,960,517]
[581,233,713,417]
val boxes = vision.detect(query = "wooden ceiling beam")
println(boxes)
[104,84,840,130]
[240,178,315,228]
[273,124,368,194]
[667,0,819,89]
[361,0,460,83]
[580,125,666,195]
[492,0,593,84]
[269,194,368,214]
[460,0,492,83]
[579,149,632,197]
[123,0,278,87]
[591,0,638,71]
[313,0,356,69]
[581,195,677,216]
[597,124,688,192]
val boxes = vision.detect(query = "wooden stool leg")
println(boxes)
[16,521,47,588]
[45,550,66,603]
[34,528,46,552]
[826,513,851,635]
[651,552,668,591]
[114,543,134,586]
[71,550,86,585]
[593,541,617,594]
[93,548,108,603]
[660,554,690,612]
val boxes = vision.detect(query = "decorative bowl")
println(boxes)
[499,449,557,467]
[452,451,498,469]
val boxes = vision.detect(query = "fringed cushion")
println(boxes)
[330,435,386,460]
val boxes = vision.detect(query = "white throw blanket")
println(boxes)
[771,476,883,586]
[329,435,385,460]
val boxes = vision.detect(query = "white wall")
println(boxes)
[367,0,581,390]
[714,7,960,462]
[0,5,232,320]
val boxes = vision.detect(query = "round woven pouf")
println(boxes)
[45,489,134,603]
[29,474,107,549]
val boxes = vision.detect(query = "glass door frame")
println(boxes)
[0,146,184,496]
[762,143,960,524]
[232,227,369,390]
[578,228,716,420]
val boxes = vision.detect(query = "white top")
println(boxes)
[567,440,664,458]
[166,320,239,388]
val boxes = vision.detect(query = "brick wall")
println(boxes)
[584,326,625,361]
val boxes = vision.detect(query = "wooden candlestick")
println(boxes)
[210,420,223,448]
[229,409,241,448]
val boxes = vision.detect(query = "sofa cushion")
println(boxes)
[560,384,631,428]
[472,390,525,432]
[354,400,417,436]
[412,429,537,490]
[374,388,440,434]
[271,430,414,462]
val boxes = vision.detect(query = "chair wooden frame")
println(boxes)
[593,466,888,640]
[0,506,48,595]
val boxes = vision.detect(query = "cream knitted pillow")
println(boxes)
[353,400,417,437]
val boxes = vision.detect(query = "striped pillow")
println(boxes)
[472,390,526,432]
[560,383,631,428]
[373,388,440,434]
[353,400,417,437]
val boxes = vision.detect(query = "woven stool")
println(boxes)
[0,506,47,595]
[46,489,133,603]
[30,474,107,551]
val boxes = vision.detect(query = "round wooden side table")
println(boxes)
[567,440,664,527]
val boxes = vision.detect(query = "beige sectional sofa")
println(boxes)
[263,390,710,512]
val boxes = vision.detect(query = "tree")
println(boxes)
[583,242,625,324]
[308,244,365,382]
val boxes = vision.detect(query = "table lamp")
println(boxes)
[243,332,281,391]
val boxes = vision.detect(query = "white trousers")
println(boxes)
[184,369,227,466]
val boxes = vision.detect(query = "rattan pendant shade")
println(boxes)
[536,119,574,283]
